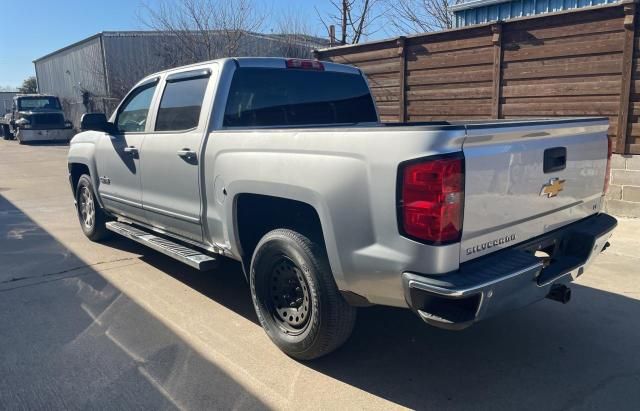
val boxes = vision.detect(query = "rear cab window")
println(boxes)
[223,67,377,128]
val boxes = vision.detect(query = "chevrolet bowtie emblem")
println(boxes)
[540,177,565,198]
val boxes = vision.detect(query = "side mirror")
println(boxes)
[81,113,113,132]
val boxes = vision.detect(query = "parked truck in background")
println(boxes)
[1,94,74,143]
[67,57,617,360]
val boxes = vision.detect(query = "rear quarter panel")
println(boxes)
[203,127,466,307]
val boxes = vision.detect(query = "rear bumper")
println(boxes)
[18,128,74,142]
[402,213,617,330]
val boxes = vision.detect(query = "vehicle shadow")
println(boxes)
[16,140,70,146]
[0,194,265,410]
[107,236,640,410]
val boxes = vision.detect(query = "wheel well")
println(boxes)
[235,194,325,268]
[69,163,90,197]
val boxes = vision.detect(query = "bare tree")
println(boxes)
[384,0,462,34]
[271,9,323,58]
[139,0,265,65]
[317,0,384,45]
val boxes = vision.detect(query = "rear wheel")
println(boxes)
[76,174,110,241]
[250,229,356,360]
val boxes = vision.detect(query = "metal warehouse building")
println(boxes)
[452,0,620,27]
[34,31,324,127]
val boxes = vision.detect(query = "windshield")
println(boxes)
[223,67,378,127]
[17,97,61,111]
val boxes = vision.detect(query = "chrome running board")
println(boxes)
[106,221,217,271]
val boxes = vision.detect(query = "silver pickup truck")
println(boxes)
[68,57,617,360]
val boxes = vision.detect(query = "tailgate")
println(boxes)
[460,118,609,262]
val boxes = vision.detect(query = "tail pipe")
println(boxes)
[546,284,572,304]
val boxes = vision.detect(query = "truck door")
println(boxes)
[96,78,159,222]
[139,65,217,243]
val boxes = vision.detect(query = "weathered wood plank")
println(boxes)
[407,103,492,115]
[491,24,503,119]
[628,143,640,154]
[504,53,622,70]
[407,47,495,70]
[503,59,622,80]
[502,102,619,116]
[502,95,620,103]
[407,69,493,86]
[408,81,493,91]
[397,37,408,122]
[616,3,636,153]
[366,77,401,88]
[503,16,622,43]
[504,74,621,86]
[408,87,493,100]
[629,122,640,136]
[327,48,400,64]
[406,36,493,55]
[503,38,624,62]
[408,115,490,121]
[502,81,621,97]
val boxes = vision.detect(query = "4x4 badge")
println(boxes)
[540,177,565,198]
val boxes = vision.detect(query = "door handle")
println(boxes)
[123,146,138,154]
[544,147,566,173]
[177,149,197,161]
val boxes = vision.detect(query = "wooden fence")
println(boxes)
[315,0,640,155]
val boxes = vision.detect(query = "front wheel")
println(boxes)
[250,229,357,360]
[1,125,12,140]
[76,174,110,241]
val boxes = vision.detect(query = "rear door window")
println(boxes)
[223,67,377,127]
[155,74,209,132]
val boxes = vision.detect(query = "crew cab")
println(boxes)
[68,58,616,359]
[1,94,74,143]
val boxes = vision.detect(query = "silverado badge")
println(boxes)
[540,177,565,198]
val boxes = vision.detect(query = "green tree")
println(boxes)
[17,76,38,94]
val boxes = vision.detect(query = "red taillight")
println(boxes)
[604,137,613,194]
[399,156,464,244]
[285,59,324,71]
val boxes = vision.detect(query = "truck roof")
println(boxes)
[136,57,361,85]
[14,94,59,99]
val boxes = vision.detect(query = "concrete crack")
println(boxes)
[0,257,138,285]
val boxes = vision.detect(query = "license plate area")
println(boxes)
[518,231,595,286]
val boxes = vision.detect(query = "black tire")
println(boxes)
[1,125,12,140]
[76,174,110,241]
[250,229,357,360]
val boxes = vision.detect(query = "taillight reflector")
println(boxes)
[604,137,613,194]
[399,155,464,244]
[285,59,324,71]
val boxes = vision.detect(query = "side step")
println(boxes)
[106,221,217,271]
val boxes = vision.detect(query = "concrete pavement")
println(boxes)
[0,140,639,410]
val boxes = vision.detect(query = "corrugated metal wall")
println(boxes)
[455,0,619,27]
[102,32,319,101]
[35,31,324,126]
[0,92,16,115]
[34,36,110,127]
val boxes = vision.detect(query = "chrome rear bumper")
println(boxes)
[402,213,617,330]
[19,128,74,142]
